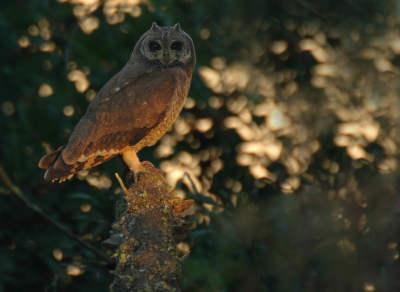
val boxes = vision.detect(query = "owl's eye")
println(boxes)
[149,42,161,52]
[171,41,182,51]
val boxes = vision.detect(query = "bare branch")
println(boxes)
[115,172,128,194]
[0,188,11,196]
[0,165,112,265]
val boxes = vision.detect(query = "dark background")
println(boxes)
[1,0,400,291]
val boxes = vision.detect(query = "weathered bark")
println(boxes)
[102,161,196,292]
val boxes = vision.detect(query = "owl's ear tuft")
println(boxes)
[151,22,161,31]
[173,23,181,32]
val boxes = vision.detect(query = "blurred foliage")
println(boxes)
[2,0,400,291]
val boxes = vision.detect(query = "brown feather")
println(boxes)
[44,153,117,181]
[38,146,64,169]
[61,71,176,166]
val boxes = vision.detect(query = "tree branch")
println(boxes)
[0,165,112,265]
[102,162,196,291]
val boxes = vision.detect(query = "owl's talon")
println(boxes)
[132,171,143,183]
[126,171,143,185]
[134,172,140,183]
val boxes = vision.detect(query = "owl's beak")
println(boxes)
[162,50,170,65]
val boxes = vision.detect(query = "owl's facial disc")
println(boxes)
[140,37,163,62]
[140,33,192,67]
[166,38,192,65]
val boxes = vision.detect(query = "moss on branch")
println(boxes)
[102,162,195,292]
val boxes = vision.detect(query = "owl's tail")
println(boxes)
[39,146,117,182]
[39,146,64,169]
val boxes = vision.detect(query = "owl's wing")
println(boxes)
[61,70,175,166]
[39,68,177,181]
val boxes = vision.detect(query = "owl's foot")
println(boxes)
[126,170,144,184]
[133,171,142,183]
[122,149,144,183]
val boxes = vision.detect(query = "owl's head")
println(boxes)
[136,23,195,70]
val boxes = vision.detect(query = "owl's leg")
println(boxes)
[121,148,144,182]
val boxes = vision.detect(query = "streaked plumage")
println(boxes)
[39,23,196,182]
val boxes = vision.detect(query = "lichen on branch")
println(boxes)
[102,162,195,292]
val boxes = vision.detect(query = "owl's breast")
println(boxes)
[131,71,191,152]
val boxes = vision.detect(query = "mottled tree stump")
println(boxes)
[102,162,196,292]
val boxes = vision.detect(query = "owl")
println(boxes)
[39,23,196,182]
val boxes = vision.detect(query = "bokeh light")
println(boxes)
[3,1,400,292]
